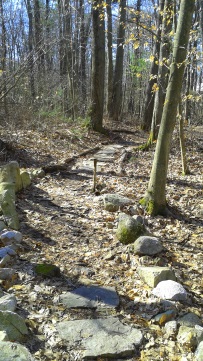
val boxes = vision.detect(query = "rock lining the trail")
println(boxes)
[60,285,119,309]
[57,316,143,359]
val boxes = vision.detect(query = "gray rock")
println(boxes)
[116,213,146,245]
[0,311,28,341]
[30,169,45,179]
[133,236,163,256]
[195,341,203,360]
[0,221,6,232]
[177,326,198,350]
[0,331,9,341]
[0,268,15,280]
[137,266,176,287]
[178,313,202,327]
[60,285,119,309]
[0,254,11,267]
[165,320,178,336]
[0,341,34,361]
[1,230,22,245]
[0,294,17,312]
[20,171,31,188]
[103,194,134,212]
[57,316,143,359]
[0,246,16,258]
[152,280,188,301]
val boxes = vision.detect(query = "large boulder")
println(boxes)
[0,341,34,361]
[137,266,176,287]
[103,194,134,212]
[116,213,146,245]
[152,280,188,301]
[133,236,163,255]
[0,311,28,341]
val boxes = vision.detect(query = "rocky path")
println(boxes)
[0,129,202,360]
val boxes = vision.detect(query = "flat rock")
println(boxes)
[60,285,119,309]
[0,310,28,341]
[0,341,34,361]
[0,331,9,341]
[1,230,22,245]
[57,316,143,359]
[0,293,17,312]
[0,247,16,258]
[0,268,15,280]
[137,266,176,287]
[152,280,188,301]
[133,236,163,256]
[103,194,134,212]
[178,312,202,327]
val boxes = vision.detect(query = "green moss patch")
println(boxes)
[35,263,61,278]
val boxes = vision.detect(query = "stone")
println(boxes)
[137,266,176,287]
[60,285,119,309]
[35,263,60,278]
[116,213,146,245]
[0,294,17,312]
[177,326,199,350]
[103,194,134,212]
[195,341,203,360]
[20,171,31,188]
[152,280,188,301]
[1,230,22,245]
[0,341,34,361]
[57,316,143,359]
[0,268,15,280]
[152,309,176,326]
[0,310,28,341]
[0,254,11,267]
[0,162,22,193]
[0,331,9,341]
[0,247,16,258]
[164,320,178,336]
[178,313,202,327]
[0,183,19,230]
[0,221,6,231]
[30,169,45,179]
[133,236,163,256]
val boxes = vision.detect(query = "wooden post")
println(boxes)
[93,158,97,192]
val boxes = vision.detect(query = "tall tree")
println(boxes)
[141,0,165,131]
[0,0,8,114]
[106,0,113,115]
[150,0,173,142]
[141,0,195,216]
[90,1,105,132]
[109,0,126,121]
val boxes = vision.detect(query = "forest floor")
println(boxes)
[0,119,202,360]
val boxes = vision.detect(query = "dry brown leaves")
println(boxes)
[0,121,202,360]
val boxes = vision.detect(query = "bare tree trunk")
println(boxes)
[109,0,126,121]
[0,0,8,115]
[25,0,35,99]
[141,0,194,216]
[141,0,164,131]
[90,1,105,132]
[106,0,113,115]
[150,0,172,142]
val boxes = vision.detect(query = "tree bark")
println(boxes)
[150,0,172,142]
[141,0,164,131]
[90,1,105,132]
[109,0,126,121]
[141,0,195,216]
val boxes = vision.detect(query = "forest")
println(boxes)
[0,0,202,360]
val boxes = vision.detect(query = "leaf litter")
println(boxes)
[0,121,202,360]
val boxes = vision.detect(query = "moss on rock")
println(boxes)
[35,263,61,278]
